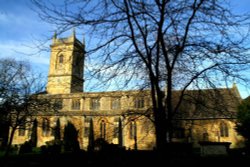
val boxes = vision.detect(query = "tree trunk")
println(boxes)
[134,121,137,150]
[118,117,123,147]
[149,81,168,151]
[88,118,94,151]
[54,118,61,142]
[166,72,174,143]
[4,127,16,157]
[30,119,38,147]
[154,106,167,151]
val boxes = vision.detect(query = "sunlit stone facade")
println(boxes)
[11,33,244,150]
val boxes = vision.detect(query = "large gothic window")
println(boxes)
[129,121,137,140]
[113,117,120,138]
[84,117,91,138]
[42,118,50,137]
[220,122,229,137]
[18,123,26,136]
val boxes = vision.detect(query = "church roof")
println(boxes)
[172,86,242,120]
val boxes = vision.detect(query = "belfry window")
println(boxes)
[59,54,64,64]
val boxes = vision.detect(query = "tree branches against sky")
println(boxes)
[1,0,250,98]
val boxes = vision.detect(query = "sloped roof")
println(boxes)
[172,86,242,120]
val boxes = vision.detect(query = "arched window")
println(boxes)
[100,120,106,139]
[59,54,64,64]
[220,122,229,137]
[129,121,137,140]
[113,117,123,140]
[18,123,26,136]
[42,118,50,137]
[84,117,91,138]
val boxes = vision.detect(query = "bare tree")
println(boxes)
[32,0,250,151]
[0,58,54,156]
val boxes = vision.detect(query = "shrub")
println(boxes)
[19,141,32,154]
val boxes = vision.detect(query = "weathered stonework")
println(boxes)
[11,33,244,151]
[47,32,84,94]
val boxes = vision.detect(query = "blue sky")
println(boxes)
[1,0,250,98]
[0,0,52,74]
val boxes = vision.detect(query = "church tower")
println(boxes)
[46,30,85,94]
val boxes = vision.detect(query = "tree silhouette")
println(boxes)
[236,97,250,149]
[0,58,48,156]
[54,118,61,142]
[118,117,123,148]
[63,122,80,152]
[88,118,94,151]
[29,119,37,147]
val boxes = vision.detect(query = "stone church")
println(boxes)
[11,32,244,150]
